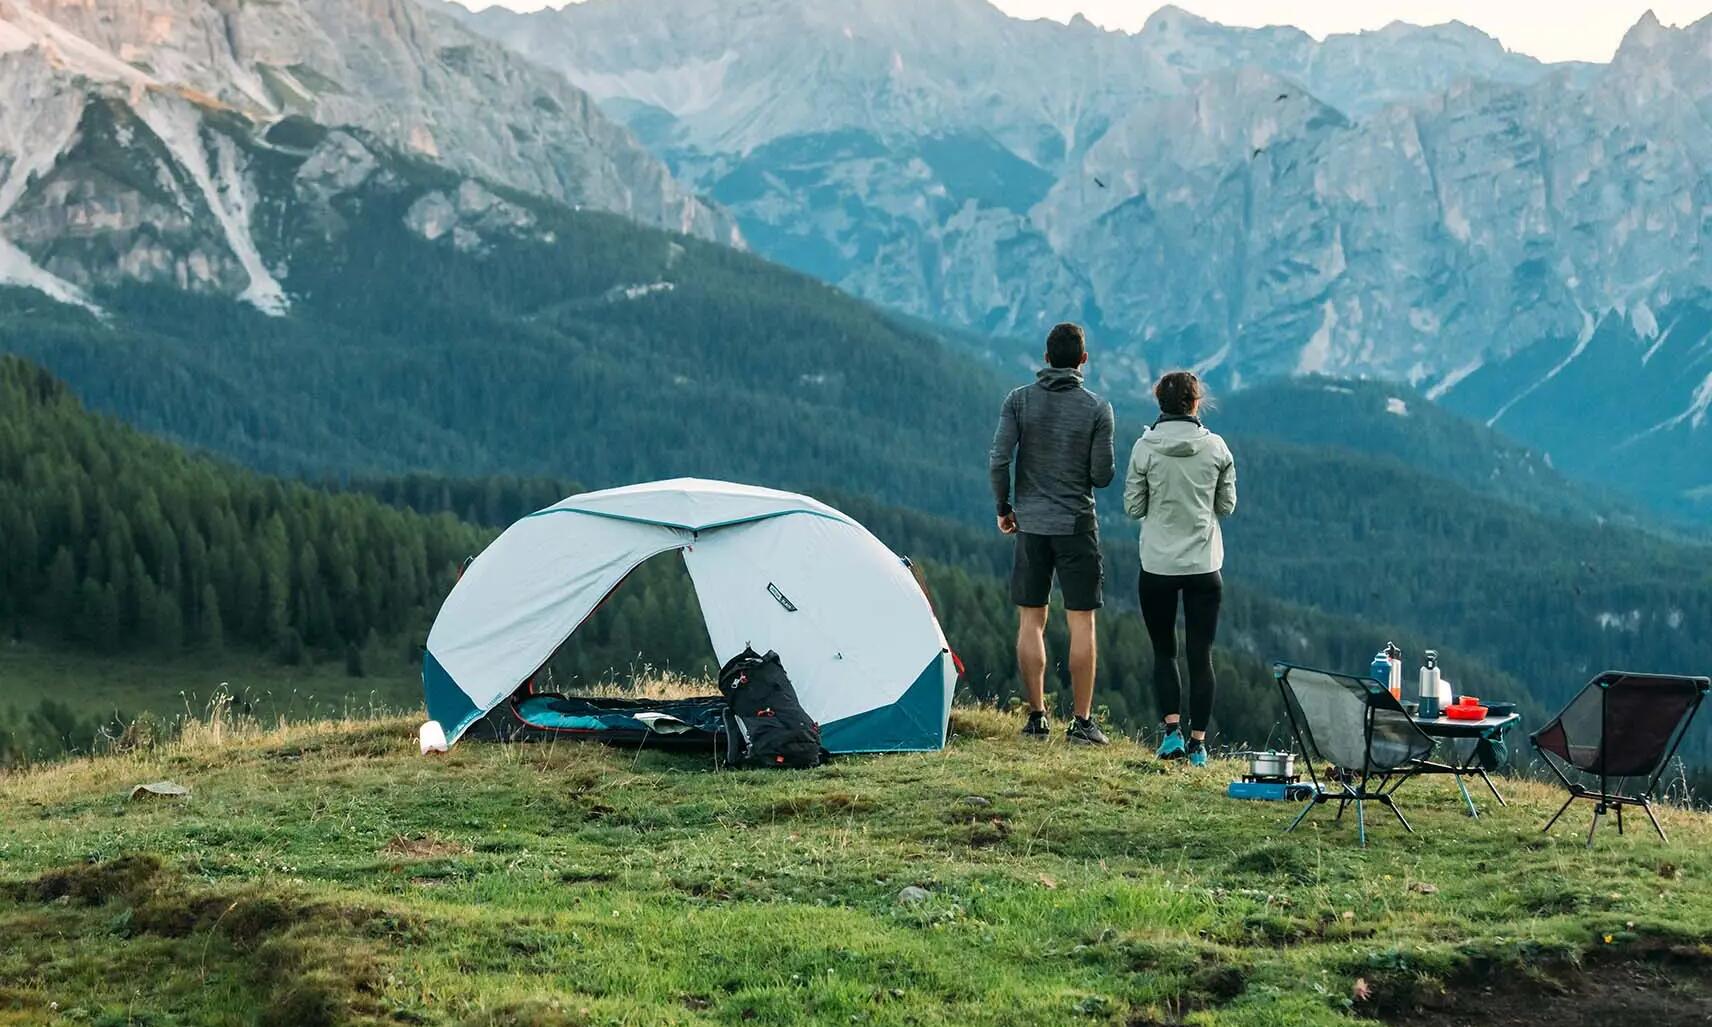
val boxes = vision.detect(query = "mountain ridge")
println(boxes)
[439,0,1712,517]
[0,0,737,318]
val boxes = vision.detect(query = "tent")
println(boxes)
[421,479,957,753]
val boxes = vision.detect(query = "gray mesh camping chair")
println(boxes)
[1531,672,1710,846]
[1275,663,1435,846]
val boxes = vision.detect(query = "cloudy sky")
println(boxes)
[474,1,1711,64]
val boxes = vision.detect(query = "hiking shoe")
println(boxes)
[1067,717,1110,746]
[1156,728,1186,760]
[1021,710,1051,740]
[1186,739,1208,768]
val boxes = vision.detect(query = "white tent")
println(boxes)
[422,479,957,753]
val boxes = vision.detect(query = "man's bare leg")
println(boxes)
[1017,605,1048,713]
[1067,608,1097,719]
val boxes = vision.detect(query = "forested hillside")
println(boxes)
[11,345,1712,772]
[0,358,484,762]
[0,114,1004,522]
[8,358,1462,766]
[1213,378,1650,526]
[0,358,482,660]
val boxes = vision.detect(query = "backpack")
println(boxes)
[718,647,822,769]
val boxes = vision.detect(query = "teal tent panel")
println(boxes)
[819,652,950,753]
[424,651,483,742]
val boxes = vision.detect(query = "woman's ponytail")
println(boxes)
[1154,370,1207,417]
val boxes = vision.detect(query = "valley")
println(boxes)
[0,0,1708,780]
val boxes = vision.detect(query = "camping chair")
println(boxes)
[1274,663,1435,846]
[1530,672,1710,846]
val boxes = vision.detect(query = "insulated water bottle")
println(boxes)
[1371,649,1392,692]
[1371,643,1404,700]
[1417,651,1442,718]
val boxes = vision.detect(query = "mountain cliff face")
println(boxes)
[444,0,1712,517]
[0,0,734,317]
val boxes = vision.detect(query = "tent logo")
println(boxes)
[768,583,798,612]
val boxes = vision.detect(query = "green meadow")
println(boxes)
[2,706,1709,1026]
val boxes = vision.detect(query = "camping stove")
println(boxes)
[1240,750,1299,784]
[1241,771,1301,785]
[1227,751,1307,801]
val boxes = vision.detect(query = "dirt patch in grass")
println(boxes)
[1373,954,1712,1027]
[14,852,169,905]
[5,856,411,1022]
[383,833,473,859]
[1227,841,1320,884]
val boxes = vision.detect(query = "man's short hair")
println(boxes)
[1046,323,1086,369]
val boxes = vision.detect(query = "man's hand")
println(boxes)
[997,512,1018,535]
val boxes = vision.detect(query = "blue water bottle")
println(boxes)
[1370,649,1392,690]
[1370,642,1403,699]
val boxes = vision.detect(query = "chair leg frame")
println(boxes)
[1530,681,1706,848]
[1534,746,1671,846]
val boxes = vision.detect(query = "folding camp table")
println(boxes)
[1382,711,1522,818]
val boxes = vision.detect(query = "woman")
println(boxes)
[1123,371,1237,766]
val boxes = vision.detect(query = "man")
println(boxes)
[988,322,1116,744]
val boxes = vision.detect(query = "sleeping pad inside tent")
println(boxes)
[465,690,730,752]
[421,479,959,755]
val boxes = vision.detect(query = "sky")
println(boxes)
[476,1,1712,64]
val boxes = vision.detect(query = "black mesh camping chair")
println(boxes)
[1274,663,1435,846]
[1531,672,1709,845]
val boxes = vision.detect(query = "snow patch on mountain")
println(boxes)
[1677,373,1712,431]
[1643,316,1682,364]
[134,94,287,315]
[0,236,98,313]
[1296,302,1337,375]
[1192,341,1231,377]
[1489,308,1596,427]
[1630,300,1659,340]
[1427,357,1484,401]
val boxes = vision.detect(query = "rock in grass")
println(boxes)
[897,886,931,905]
[959,795,992,808]
[128,781,190,801]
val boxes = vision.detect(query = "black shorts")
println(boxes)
[1010,531,1104,611]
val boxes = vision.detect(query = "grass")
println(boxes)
[2,705,1711,1026]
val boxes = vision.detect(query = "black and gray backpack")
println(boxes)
[718,647,822,769]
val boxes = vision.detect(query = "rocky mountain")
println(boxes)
[0,0,734,318]
[443,0,1712,517]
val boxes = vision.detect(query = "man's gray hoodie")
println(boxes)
[989,368,1116,535]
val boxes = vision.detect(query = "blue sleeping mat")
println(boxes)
[468,692,728,751]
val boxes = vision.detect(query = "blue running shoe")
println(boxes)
[1186,739,1208,767]
[1156,728,1186,760]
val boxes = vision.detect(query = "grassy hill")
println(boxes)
[3,708,1710,1026]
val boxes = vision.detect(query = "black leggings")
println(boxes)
[1138,569,1223,733]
